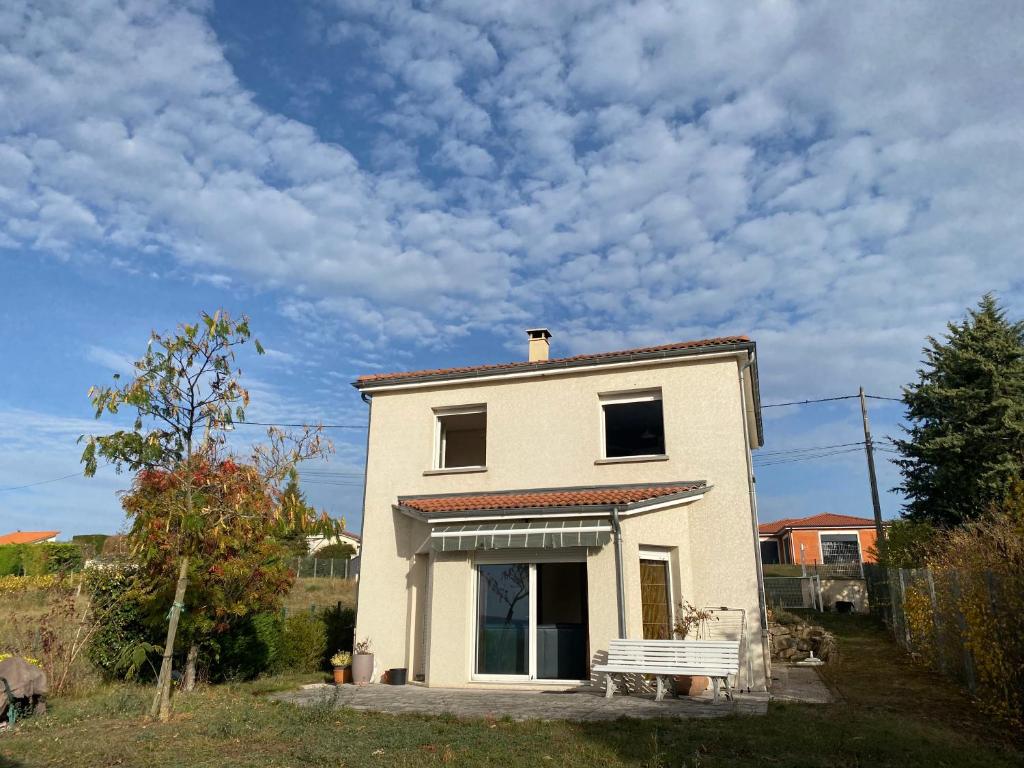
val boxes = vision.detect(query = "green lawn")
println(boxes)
[1,615,1019,768]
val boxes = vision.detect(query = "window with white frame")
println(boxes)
[600,390,665,458]
[434,405,487,469]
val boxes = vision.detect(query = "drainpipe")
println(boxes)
[611,506,627,639]
[353,391,373,657]
[739,352,771,690]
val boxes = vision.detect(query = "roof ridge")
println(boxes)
[354,335,751,386]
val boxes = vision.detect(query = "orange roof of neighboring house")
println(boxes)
[0,530,60,545]
[397,481,708,517]
[759,514,878,535]
[354,336,752,387]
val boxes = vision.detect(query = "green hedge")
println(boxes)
[72,534,110,560]
[0,543,83,576]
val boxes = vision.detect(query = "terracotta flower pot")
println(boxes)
[673,675,709,697]
[352,653,374,685]
[333,666,352,685]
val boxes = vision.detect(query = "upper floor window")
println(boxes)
[600,390,665,459]
[435,405,487,469]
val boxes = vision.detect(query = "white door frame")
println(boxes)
[471,551,589,683]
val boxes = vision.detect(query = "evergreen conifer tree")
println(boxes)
[895,294,1024,526]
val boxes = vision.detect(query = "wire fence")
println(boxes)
[293,557,355,580]
[864,564,1024,721]
[764,576,823,610]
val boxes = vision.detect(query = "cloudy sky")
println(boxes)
[1,0,1022,538]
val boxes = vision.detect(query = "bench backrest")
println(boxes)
[605,639,740,673]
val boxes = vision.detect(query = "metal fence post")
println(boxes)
[313,558,318,578]
[330,558,335,579]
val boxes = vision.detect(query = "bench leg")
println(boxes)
[712,677,720,704]
[604,672,615,699]
[723,676,733,701]
[655,676,666,702]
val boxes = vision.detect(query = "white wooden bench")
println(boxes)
[592,639,741,703]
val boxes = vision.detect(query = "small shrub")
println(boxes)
[322,604,356,657]
[315,542,356,560]
[84,567,153,681]
[214,612,284,681]
[280,613,327,672]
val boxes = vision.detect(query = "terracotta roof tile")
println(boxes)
[399,482,707,516]
[759,514,878,534]
[355,336,751,387]
[0,530,60,545]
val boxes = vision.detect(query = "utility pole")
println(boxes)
[859,386,886,560]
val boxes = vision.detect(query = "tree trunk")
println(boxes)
[182,643,199,692]
[150,556,189,721]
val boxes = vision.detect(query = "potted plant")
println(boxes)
[672,602,719,697]
[351,638,374,685]
[330,651,352,685]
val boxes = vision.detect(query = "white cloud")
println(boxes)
[1,0,1022,407]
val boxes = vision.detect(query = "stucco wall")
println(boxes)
[820,578,869,613]
[355,353,767,689]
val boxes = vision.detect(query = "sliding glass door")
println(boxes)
[475,561,588,680]
[476,563,530,676]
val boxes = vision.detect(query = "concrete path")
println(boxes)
[275,682,769,722]
[768,664,834,704]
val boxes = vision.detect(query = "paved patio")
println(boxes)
[275,682,770,721]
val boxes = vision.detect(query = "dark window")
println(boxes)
[760,540,780,565]
[603,399,665,457]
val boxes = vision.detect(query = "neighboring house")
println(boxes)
[353,330,769,690]
[307,530,362,557]
[758,514,882,569]
[0,530,59,545]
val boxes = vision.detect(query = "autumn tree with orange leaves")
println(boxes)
[81,311,336,720]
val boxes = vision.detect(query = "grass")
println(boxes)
[282,577,357,616]
[1,614,1020,768]
[762,564,806,577]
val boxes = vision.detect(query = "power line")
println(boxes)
[0,472,82,492]
[753,446,867,467]
[760,395,859,408]
[755,440,865,458]
[760,393,901,409]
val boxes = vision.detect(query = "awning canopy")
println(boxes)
[430,520,612,552]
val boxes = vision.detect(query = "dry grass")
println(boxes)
[2,613,1022,767]
[282,577,357,616]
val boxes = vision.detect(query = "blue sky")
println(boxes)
[1,0,1022,538]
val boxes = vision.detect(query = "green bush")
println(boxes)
[280,612,327,672]
[214,612,285,681]
[84,567,155,680]
[0,545,21,576]
[0,543,84,576]
[323,604,356,656]
[71,534,110,560]
[315,542,356,560]
[42,543,84,574]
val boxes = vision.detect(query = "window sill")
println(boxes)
[594,454,669,465]
[423,466,488,476]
